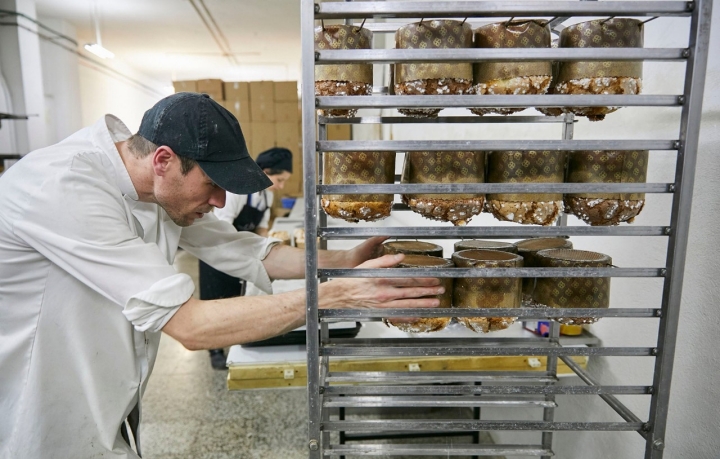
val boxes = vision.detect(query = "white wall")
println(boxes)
[0,0,47,153]
[37,17,82,144]
[77,60,166,133]
[4,2,167,150]
[348,12,720,459]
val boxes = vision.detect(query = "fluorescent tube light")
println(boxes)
[84,43,115,59]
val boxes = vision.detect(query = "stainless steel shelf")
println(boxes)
[317,183,672,194]
[319,308,659,320]
[317,139,678,151]
[322,346,655,358]
[323,420,646,432]
[316,48,688,64]
[326,443,553,456]
[326,371,558,384]
[318,115,570,124]
[319,226,670,238]
[324,395,559,409]
[324,385,651,395]
[314,1,692,19]
[319,267,663,278]
[315,94,682,109]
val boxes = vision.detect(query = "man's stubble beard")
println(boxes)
[155,188,195,227]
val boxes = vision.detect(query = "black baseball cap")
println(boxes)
[138,92,272,194]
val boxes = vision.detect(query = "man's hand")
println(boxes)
[344,236,389,267]
[319,253,444,310]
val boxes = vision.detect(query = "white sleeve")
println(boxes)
[213,192,248,224]
[12,159,194,333]
[179,212,280,293]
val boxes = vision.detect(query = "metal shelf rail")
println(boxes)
[301,1,713,458]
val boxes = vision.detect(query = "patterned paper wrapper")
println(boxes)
[321,151,395,222]
[384,255,454,333]
[395,20,473,83]
[487,150,565,202]
[401,151,485,226]
[315,25,373,83]
[536,38,564,117]
[452,249,523,332]
[566,150,649,200]
[473,20,552,83]
[515,238,574,298]
[485,150,565,225]
[557,18,644,83]
[533,248,612,324]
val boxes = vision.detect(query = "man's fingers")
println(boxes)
[380,276,442,288]
[357,253,404,269]
[381,298,442,309]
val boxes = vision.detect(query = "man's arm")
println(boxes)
[163,253,443,350]
[261,236,387,280]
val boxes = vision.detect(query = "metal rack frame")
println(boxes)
[301,1,712,458]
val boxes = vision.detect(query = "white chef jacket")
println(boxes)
[0,115,278,459]
[214,189,274,229]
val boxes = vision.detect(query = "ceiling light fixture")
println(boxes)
[84,0,114,59]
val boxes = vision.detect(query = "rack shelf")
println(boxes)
[301,0,712,457]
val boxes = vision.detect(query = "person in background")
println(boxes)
[199,147,293,369]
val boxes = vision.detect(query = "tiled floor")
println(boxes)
[139,250,504,459]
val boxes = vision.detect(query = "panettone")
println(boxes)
[471,20,553,116]
[321,151,395,222]
[565,150,649,225]
[315,25,373,118]
[401,151,485,226]
[452,249,523,333]
[485,150,565,226]
[394,20,473,117]
[383,255,454,333]
[554,18,644,121]
[532,248,612,324]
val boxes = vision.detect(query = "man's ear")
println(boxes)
[151,146,177,177]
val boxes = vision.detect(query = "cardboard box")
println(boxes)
[224,81,249,101]
[222,99,251,123]
[172,80,197,93]
[327,124,352,141]
[274,81,298,101]
[283,139,305,196]
[275,122,301,152]
[250,81,275,122]
[196,79,224,101]
[274,101,300,122]
[250,122,276,158]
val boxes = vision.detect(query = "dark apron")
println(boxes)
[199,192,268,300]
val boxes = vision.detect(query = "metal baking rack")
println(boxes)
[300,1,712,458]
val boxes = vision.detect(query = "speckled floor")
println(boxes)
[138,250,504,459]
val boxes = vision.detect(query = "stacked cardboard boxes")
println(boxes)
[171,79,351,199]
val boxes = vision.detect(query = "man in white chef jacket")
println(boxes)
[0,93,442,459]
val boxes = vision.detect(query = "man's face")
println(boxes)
[154,156,226,227]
